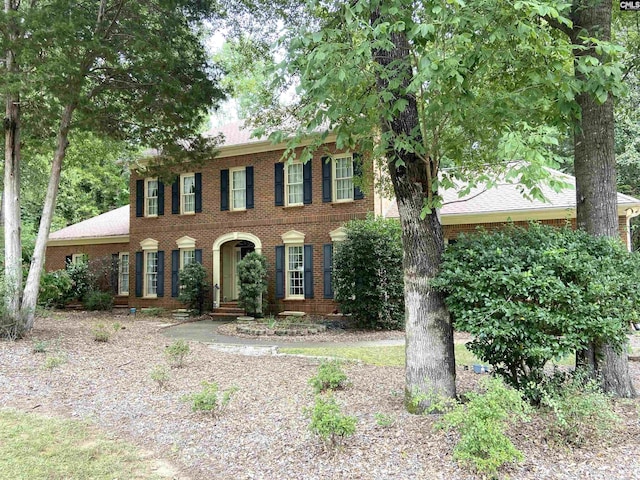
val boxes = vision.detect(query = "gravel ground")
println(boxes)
[1,311,640,480]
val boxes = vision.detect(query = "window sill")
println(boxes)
[179,211,196,216]
[143,295,158,299]
[284,297,306,301]
[228,208,247,213]
[282,204,304,209]
[143,215,159,219]
[117,293,129,297]
[331,199,354,205]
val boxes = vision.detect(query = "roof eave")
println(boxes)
[47,235,130,247]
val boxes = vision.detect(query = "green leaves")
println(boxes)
[433,223,639,400]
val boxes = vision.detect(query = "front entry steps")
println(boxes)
[210,301,245,321]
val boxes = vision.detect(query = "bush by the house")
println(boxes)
[66,261,96,301]
[438,377,530,476]
[83,291,114,311]
[237,252,267,317]
[433,223,640,401]
[178,262,209,314]
[333,215,404,330]
[39,270,73,308]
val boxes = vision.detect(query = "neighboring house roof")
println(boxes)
[383,168,640,224]
[47,205,129,246]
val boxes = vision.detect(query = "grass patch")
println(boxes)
[0,409,159,480]
[280,343,479,367]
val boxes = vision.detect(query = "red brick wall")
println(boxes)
[46,242,130,272]
[129,145,374,314]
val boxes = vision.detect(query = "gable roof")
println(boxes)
[383,168,640,224]
[47,205,130,246]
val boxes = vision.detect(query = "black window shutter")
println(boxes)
[171,179,179,214]
[221,169,229,211]
[171,250,179,297]
[195,249,202,264]
[246,166,254,209]
[323,244,333,299]
[195,173,202,213]
[158,182,165,216]
[274,163,284,206]
[65,255,72,267]
[353,153,364,200]
[322,156,332,203]
[275,246,285,299]
[303,161,312,205]
[136,180,144,217]
[304,244,314,299]
[135,252,143,297]
[111,253,119,295]
[157,250,165,297]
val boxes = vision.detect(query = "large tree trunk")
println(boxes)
[371,12,456,413]
[2,0,22,338]
[21,104,76,330]
[571,0,636,397]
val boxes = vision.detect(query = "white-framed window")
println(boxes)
[145,178,159,216]
[145,251,158,297]
[181,249,195,269]
[285,162,303,206]
[230,167,246,210]
[286,245,304,299]
[118,252,129,296]
[181,173,195,214]
[333,155,354,202]
[71,253,87,265]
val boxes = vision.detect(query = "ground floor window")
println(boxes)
[145,251,158,297]
[286,245,304,298]
[119,252,129,295]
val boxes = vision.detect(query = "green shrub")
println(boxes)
[237,252,268,317]
[438,377,530,476]
[539,369,619,446]
[32,340,48,353]
[374,412,395,428]
[178,263,209,314]
[165,339,191,368]
[307,394,357,447]
[83,291,114,311]
[309,360,349,393]
[43,353,67,370]
[91,323,112,342]
[433,223,640,400]
[333,215,404,330]
[150,365,171,390]
[38,270,73,308]
[184,381,238,416]
[66,261,96,301]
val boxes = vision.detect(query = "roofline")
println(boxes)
[138,132,339,167]
[47,235,130,247]
[440,204,640,225]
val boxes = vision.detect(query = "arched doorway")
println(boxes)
[212,232,262,306]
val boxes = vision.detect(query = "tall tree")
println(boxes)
[238,0,574,411]
[549,1,636,397]
[1,0,225,336]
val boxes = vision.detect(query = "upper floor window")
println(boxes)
[286,163,304,206]
[333,155,354,202]
[118,252,129,296]
[322,154,364,203]
[145,178,159,216]
[231,167,246,211]
[181,174,196,214]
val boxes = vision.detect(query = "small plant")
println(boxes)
[165,339,191,368]
[150,365,171,390]
[374,412,395,428]
[82,291,114,311]
[140,307,166,317]
[32,340,48,354]
[44,353,67,370]
[112,322,122,332]
[438,377,530,476]
[184,381,238,416]
[309,360,349,394]
[92,323,112,342]
[307,394,357,448]
[539,369,619,446]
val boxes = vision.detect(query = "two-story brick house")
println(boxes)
[45,122,640,314]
